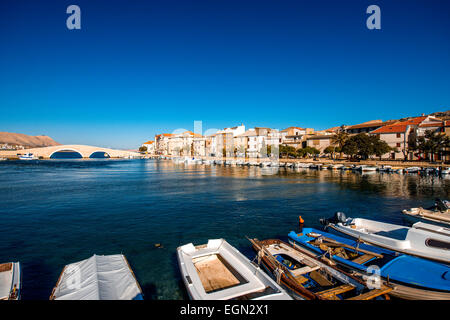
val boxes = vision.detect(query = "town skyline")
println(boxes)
[142,111,449,162]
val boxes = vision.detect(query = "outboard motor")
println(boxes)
[335,211,347,223]
[436,198,450,212]
[319,211,348,227]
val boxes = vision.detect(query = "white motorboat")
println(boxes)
[441,167,450,174]
[423,167,438,175]
[361,166,378,172]
[352,165,377,171]
[18,153,37,160]
[0,157,7,161]
[177,239,292,300]
[321,213,450,263]
[183,157,199,165]
[403,199,450,225]
[298,163,310,168]
[270,161,279,167]
[378,165,392,172]
[404,167,421,173]
[0,262,21,300]
[328,164,343,170]
[50,254,143,300]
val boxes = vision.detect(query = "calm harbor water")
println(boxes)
[0,159,449,300]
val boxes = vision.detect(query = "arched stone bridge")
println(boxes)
[5,145,140,159]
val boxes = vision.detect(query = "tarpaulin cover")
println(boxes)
[52,254,142,300]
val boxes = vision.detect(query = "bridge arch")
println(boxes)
[89,151,111,158]
[49,148,83,159]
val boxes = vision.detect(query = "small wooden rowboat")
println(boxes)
[403,199,450,225]
[0,262,21,300]
[248,238,392,300]
[288,228,450,300]
[50,254,143,300]
[321,213,450,263]
[177,239,292,300]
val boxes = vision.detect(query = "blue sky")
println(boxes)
[1,0,449,149]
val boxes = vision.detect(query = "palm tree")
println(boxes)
[417,130,450,162]
[331,126,349,159]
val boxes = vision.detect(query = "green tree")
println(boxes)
[417,130,450,162]
[331,127,348,159]
[139,146,147,152]
[324,146,336,159]
[342,138,358,159]
[372,136,392,160]
[279,145,296,158]
[297,146,320,158]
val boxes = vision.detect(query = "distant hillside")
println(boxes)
[0,132,60,148]
[430,110,450,120]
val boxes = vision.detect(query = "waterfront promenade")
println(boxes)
[144,154,447,169]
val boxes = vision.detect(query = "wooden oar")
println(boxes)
[307,233,383,258]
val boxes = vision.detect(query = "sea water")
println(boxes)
[0,159,448,299]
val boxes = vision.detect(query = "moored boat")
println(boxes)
[404,167,421,173]
[402,199,450,225]
[249,238,392,300]
[0,262,21,300]
[377,165,392,172]
[309,163,322,170]
[177,239,292,300]
[320,212,450,263]
[361,166,378,172]
[50,254,143,300]
[288,228,450,300]
[422,167,438,175]
[18,153,37,160]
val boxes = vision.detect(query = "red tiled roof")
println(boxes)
[371,116,428,134]
[143,141,154,144]
[281,126,305,132]
[371,125,408,134]
[155,133,174,138]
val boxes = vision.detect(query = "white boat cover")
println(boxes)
[51,254,142,300]
[0,268,13,300]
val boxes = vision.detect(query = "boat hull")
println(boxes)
[327,218,450,264]
[288,229,450,300]
[177,239,292,300]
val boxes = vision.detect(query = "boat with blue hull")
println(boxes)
[288,228,450,300]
